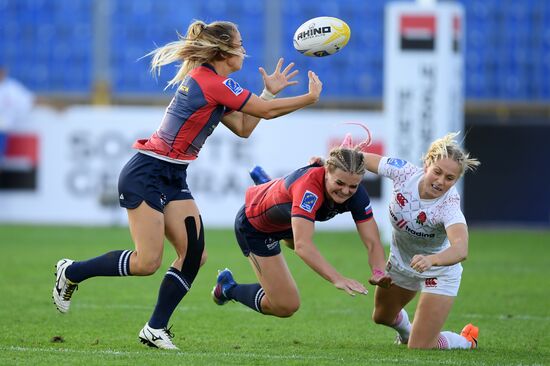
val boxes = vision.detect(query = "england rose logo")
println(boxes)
[416,211,427,225]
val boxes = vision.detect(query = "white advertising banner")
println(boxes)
[383,1,465,217]
[384,1,464,163]
[0,106,391,235]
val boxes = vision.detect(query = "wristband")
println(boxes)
[260,88,276,100]
[373,269,385,277]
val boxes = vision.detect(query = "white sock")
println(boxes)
[392,309,411,342]
[439,331,471,349]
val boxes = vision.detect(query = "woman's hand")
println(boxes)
[308,156,324,165]
[307,70,322,102]
[368,270,393,289]
[333,277,369,296]
[410,254,433,273]
[259,58,299,95]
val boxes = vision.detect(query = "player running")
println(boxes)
[52,19,322,350]
[212,135,391,318]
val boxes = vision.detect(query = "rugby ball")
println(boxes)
[293,17,351,57]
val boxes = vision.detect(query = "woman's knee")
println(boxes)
[270,300,300,318]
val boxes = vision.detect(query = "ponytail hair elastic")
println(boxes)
[339,122,372,152]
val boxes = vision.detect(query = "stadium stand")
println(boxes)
[0,0,548,101]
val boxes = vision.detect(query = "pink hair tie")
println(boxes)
[339,122,372,152]
[373,269,385,277]
[340,133,354,148]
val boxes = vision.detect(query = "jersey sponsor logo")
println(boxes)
[416,211,427,225]
[223,78,244,96]
[300,190,318,212]
[405,225,435,238]
[396,192,408,207]
[389,208,398,221]
[387,158,407,168]
[424,277,438,287]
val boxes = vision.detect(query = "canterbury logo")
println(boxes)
[396,193,408,207]
[424,278,438,287]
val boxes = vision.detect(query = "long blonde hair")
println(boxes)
[146,20,245,88]
[423,132,480,176]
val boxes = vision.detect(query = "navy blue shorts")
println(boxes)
[118,152,193,213]
[234,205,293,257]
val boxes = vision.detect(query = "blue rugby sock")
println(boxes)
[227,283,264,313]
[65,250,133,283]
[148,267,190,329]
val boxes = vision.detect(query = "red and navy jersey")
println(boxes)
[133,64,252,160]
[245,165,374,233]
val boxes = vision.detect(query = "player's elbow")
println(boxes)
[257,108,278,120]
[455,246,468,262]
[234,129,253,138]
[247,98,289,119]
[229,121,254,138]
[293,243,308,258]
[254,102,282,120]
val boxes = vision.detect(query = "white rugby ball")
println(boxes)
[293,16,351,57]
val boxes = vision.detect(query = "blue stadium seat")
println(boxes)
[0,0,547,101]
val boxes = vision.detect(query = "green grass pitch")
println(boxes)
[0,225,548,365]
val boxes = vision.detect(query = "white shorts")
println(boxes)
[386,255,462,297]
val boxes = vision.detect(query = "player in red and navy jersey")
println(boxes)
[52,20,322,349]
[212,138,391,319]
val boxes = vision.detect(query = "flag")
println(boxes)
[400,15,436,51]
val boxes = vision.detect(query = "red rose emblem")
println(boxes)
[416,211,427,225]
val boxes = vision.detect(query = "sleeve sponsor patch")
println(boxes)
[223,78,244,96]
[299,190,318,213]
[387,158,407,168]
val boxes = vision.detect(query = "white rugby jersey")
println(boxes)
[378,157,466,277]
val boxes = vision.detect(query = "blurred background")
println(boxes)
[1,0,549,230]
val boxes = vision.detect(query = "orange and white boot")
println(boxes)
[460,323,479,349]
